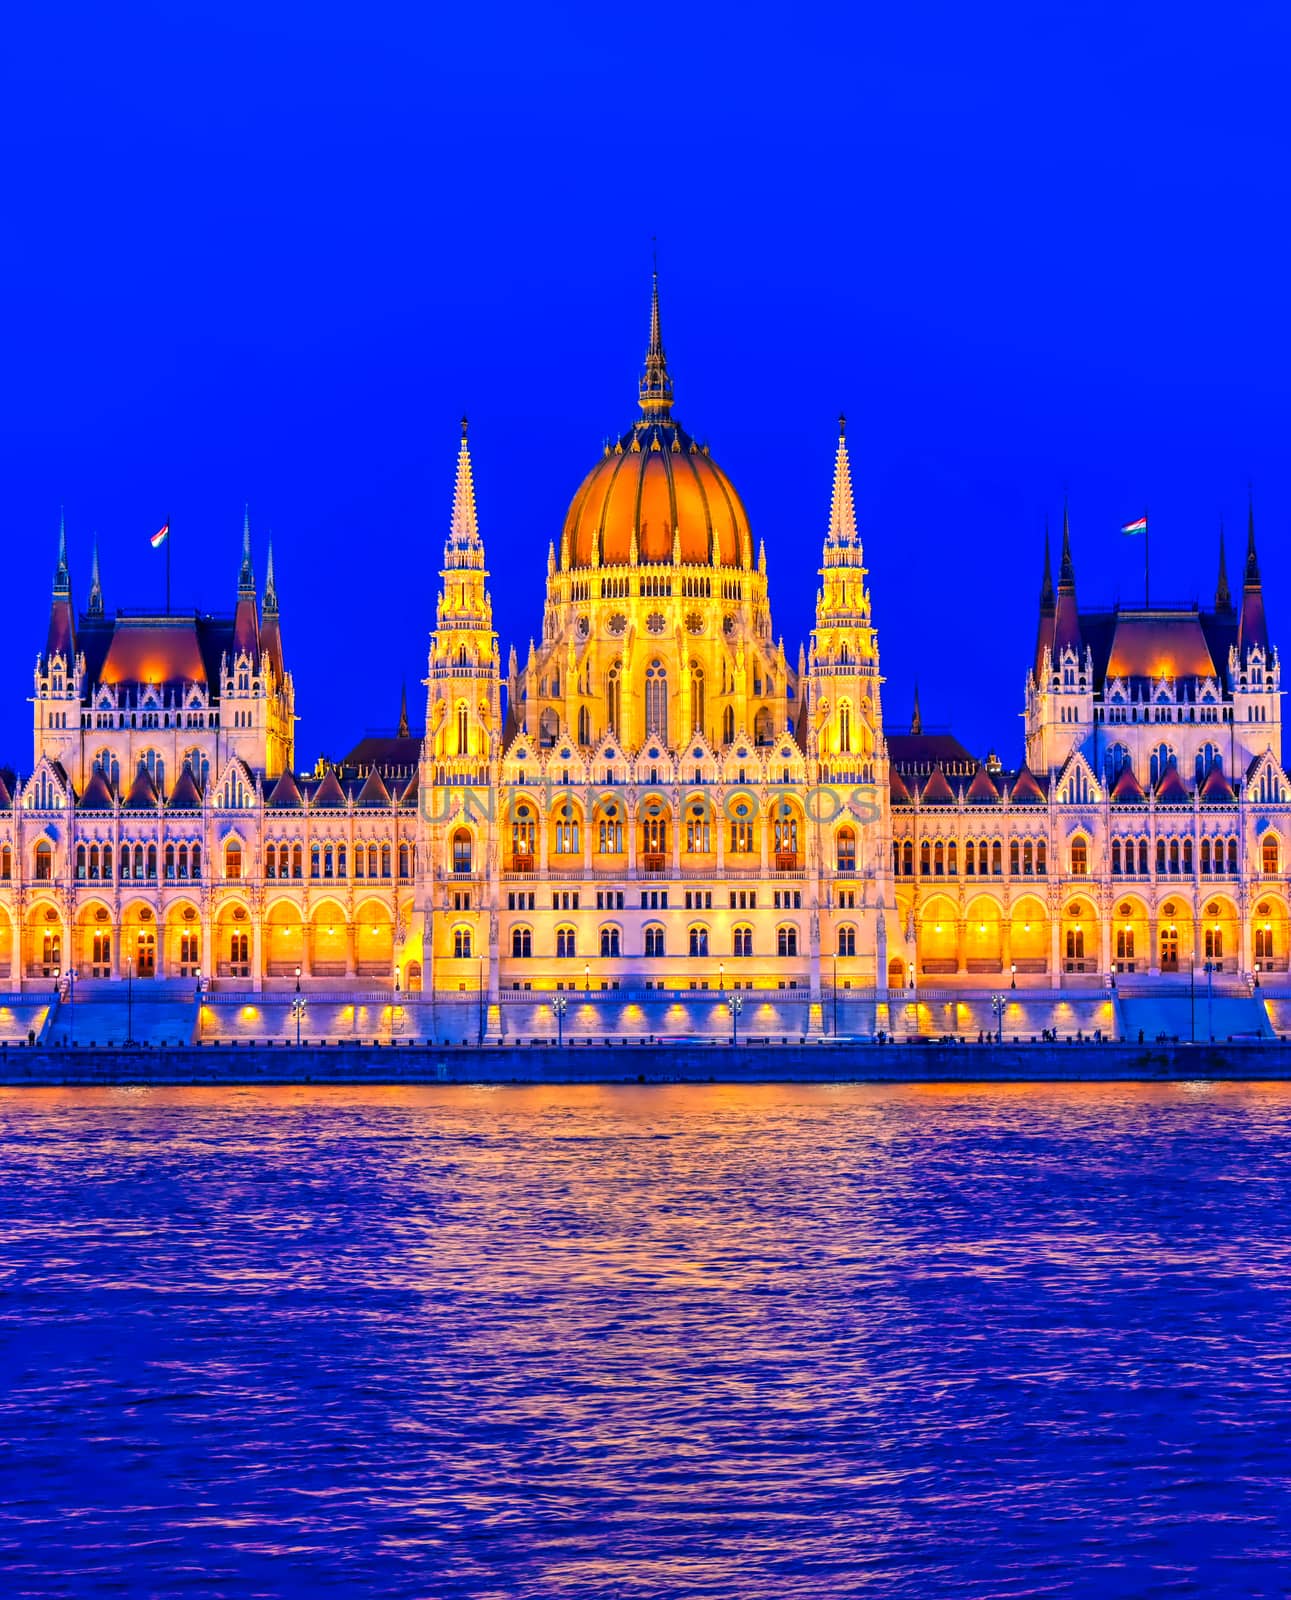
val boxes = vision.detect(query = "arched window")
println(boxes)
[1204,922,1223,960]
[836,827,856,873]
[92,749,120,789]
[0,845,11,879]
[556,926,577,959]
[33,840,52,880]
[577,706,591,746]
[146,844,157,880]
[920,840,931,876]
[1150,744,1176,786]
[607,664,622,738]
[291,844,302,879]
[142,749,165,793]
[690,667,704,735]
[598,803,623,854]
[310,843,321,879]
[324,844,335,879]
[164,843,175,880]
[838,701,852,754]
[733,925,753,958]
[452,828,473,874]
[1070,836,1088,875]
[191,844,201,879]
[644,925,665,958]
[225,840,242,880]
[453,926,472,959]
[1111,840,1122,874]
[182,748,210,788]
[645,660,668,741]
[1262,835,1280,875]
[554,803,580,855]
[511,927,532,958]
[642,802,667,859]
[1104,744,1131,784]
[456,703,469,756]
[902,840,913,876]
[730,799,755,855]
[777,925,798,957]
[75,843,86,880]
[837,925,856,957]
[685,802,710,854]
[722,705,735,745]
[599,926,621,958]
[1227,837,1238,874]
[688,926,709,958]
[774,814,799,856]
[754,706,773,745]
[512,803,536,860]
[399,843,411,879]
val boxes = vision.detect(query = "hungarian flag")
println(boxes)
[150,521,169,549]
[1121,515,1148,537]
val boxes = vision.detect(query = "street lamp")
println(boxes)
[1254,961,1262,990]
[292,992,306,1047]
[990,992,1005,1044]
[584,962,590,996]
[730,991,743,1046]
[295,963,301,994]
[1010,962,1016,990]
[553,993,568,1047]
[1205,959,1215,1042]
[719,961,725,993]
[195,966,203,1042]
[125,955,135,1047]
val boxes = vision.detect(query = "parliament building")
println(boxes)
[4,282,1287,1041]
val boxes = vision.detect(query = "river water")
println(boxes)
[1,1082,1290,1598]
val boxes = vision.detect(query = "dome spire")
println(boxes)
[88,531,103,616]
[450,415,480,547]
[638,257,674,418]
[827,413,858,547]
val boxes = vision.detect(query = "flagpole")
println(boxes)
[166,515,171,615]
[1144,508,1149,608]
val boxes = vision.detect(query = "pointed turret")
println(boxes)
[46,511,75,661]
[910,682,923,736]
[232,505,260,659]
[1215,520,1233,613]
[1052,502,1083,659]
[638,266,674,418]
[826,414,858,547]
[1039,520,1054,609]
[258,535,284,679]
[398,683,410,739]
[1238,491,1269,657]
[1032,520,1056,682]
[449,416,481,551]
[87,532,103,617]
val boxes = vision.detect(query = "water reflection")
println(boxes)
[1,1082,1290,1596]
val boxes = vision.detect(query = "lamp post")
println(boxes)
[990,992,1005,1044]
[584,962,590,996]
[907,960,916,1037]
[295,963,301,994]
[730,991,743,1047]
[125,955,135,1047]
[832,955,838,1037]
[195,965,203,1042]
[719,961,725,993]
[292,992,306,1047]
[1010,961,1016,990]
[553,993,568,1047]
[1254,961,1262,990]
[478,956,485,1045]
[1205,958,1215,1042]
[1190,958,1196,1043]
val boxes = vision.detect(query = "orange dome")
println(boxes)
[559,273,753,571]
[562,420,751,570]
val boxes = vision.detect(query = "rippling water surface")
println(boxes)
[2,1082,1291,1597]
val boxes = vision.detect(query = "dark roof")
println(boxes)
[1075,605,1239,692]
[76,612,238,694]
[167,767,203,809]
[267,770,304,809]
[78,768,116,810]
[341,733,423,773]
[1200,766,1237,803]
[124,763,159,809]
[356,769,392,808]
[887,731,977,775]
[311,769,347,808]
[1110,765,1146,804]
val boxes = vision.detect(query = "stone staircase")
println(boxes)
[48,978,198,1048]
[1117,991,1274,1044]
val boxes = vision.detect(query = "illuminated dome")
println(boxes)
[560,280,753,571]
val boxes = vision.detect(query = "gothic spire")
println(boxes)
[911,682,923,735]
[238,503,255,595]
[53,507,70,595]
[1039,519,1054,610]
[827,413,858,546]
[450,416,480,547]
[1244,489,1261,586]
[638,263,674,418]
[263,536,278,616]
[1215,520,1232,612]
[398,683,410,739]
[1058,502,1076,590]
[87,531,103,616]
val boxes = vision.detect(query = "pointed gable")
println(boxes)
[1199,765,1236,804]
[0,772,12,809]
[889,767,912,804]
[267,770,304,809]
[356,769,392,808]
[1009,766,1046,805]
[920,767,956,806]
[1110,765,1146,804]
[398,769,419,807]
[1155,764,1190,803]
[167,766,203,809]
[965,766,999,805]
[311,768,347,808]
[124,763,160,809]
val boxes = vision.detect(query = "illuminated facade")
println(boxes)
[3,281,1286,1029]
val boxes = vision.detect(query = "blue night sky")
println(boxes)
[2,3,1288,769]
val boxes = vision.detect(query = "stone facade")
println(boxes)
[3,282,1285,1016]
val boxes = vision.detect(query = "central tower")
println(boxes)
[514,275,796,754]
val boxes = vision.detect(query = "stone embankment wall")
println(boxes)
[0,1038,1288,1086]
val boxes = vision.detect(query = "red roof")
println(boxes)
[920,768,957,805]
[310,769,347,808]
[889,768,912,804]
[1155,765,1190,802]
[1199,765,1236,803]
[965,767,1000,804]
[100,621,208,687]
[124,763,160,809]
[1009,767,1046,804]
[1110,765,1146,803]
[267,770,304,809]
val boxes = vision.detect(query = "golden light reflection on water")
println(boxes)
[2,1080,1291,1593]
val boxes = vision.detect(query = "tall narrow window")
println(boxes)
[607,665,621,738]
[645,661,668,742]
[690,667,704,736]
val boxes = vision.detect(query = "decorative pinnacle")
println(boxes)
[1058,502,1076,589]
[263,536,278,615]
[1039,519,1054,608]
[398,682,409,739]
[88,532,103,615]
[827,417,858,546]
[450,417,480,546]
[239,503,255,593]
[638,264,674,417]
[911,681,923,736]
[54,507,70,594]
[1215,520,1232,611]
[1245,488,1261,585]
